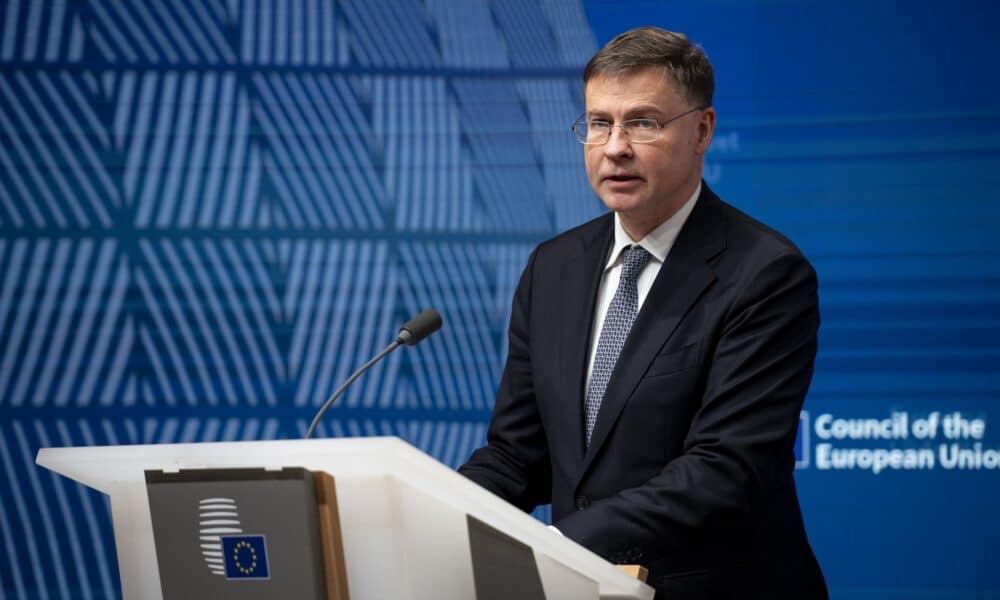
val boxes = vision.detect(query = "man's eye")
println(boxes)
[629,119,657,130]
[589,121,611,130]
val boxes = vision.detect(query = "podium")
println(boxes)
[36,437,654,600]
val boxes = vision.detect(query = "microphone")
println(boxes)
[304,309,443,439]
[397,308,443,345]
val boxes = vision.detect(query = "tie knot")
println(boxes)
[620,245,651,281]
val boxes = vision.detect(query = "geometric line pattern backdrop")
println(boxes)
[0,1,597,596]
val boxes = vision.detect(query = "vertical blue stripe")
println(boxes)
[22,0,44,60]
[43,1,67,61]
[260,0,273,64]
[1,0,21,60]
[67,12,83,60]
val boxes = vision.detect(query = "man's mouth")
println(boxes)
[604,174,642,182]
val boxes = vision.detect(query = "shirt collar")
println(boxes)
[604,181,702,270]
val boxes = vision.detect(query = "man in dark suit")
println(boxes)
[459,27,827,598]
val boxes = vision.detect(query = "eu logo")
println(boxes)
[221,535,270,580]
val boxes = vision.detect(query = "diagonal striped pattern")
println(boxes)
[0,239,131,407]
[0,0,85,63]
[338,0,440,67]
[134,239,283,407]
[425,0,509,68]
[87,0,236,65]
[453,79,553,233]
[516,79,599,230]
[396,243,504,412]
[115,71,258,228]
[0,71,117,228]
[1,1,597,596]
[0,420,121,600]
[284,240,398,409]
[492,0,561,68]
[252,73,387,230]
[0,417,284,596]
[374,77,479,231]
[538,0,597,66]
[237,0,345,66]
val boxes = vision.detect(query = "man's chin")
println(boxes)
[598,193,647,214]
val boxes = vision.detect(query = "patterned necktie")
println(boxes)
[585,245,652,446]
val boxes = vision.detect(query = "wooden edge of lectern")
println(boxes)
[615,564,649,583]
[315,472,350,600]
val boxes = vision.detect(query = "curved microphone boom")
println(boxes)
[304,309,443,439]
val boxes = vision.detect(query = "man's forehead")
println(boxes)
[584,68,684,110]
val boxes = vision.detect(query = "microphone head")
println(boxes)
[397,309,443,346]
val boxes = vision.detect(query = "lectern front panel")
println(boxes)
[145,467,327,599]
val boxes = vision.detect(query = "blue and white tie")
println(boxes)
[585,245,652,445]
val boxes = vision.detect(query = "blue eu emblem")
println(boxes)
[221,535,270,580]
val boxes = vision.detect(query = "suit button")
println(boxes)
[574,495,590,510]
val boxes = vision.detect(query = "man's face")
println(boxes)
[583,68,714,237]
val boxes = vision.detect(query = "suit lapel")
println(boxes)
[555,216,614,471]
[579,187,727,478]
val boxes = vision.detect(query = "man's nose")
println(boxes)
[603,126,633,157]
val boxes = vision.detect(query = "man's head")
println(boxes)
[581,27,716,240]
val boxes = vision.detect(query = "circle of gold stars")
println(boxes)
[232,540,258,574]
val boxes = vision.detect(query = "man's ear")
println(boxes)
[695,107,717,155]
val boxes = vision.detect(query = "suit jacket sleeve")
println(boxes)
[458,247,552,511]
[554,250,819,561]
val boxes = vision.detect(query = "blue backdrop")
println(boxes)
[1,1,998,598]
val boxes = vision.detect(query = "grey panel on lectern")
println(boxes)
[467,514,546,600]
[145,468,326,599]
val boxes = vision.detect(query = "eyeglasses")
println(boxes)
[571,106,707,145]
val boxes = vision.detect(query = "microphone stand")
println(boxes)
[304,339,402,440]
[303,308,442,439]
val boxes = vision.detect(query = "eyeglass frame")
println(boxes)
[571,106,710,145]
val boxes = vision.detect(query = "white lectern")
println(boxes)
[37,437,653,600]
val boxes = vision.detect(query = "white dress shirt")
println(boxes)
[584,183,701,397]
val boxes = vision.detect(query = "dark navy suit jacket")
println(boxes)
[459,185,827,599]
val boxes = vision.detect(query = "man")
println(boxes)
[459,27,827,598]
